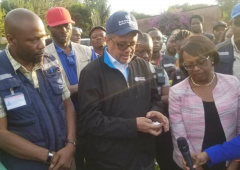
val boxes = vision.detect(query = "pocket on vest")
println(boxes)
[0,77,32,110]
[43,67,64,95]
[8,117,45,146]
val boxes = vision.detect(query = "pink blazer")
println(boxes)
[169,73,240,168]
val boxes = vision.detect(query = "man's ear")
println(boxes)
[47,25,50,31]
[6,34,16,47]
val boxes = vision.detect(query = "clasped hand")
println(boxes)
[136,111,169,136]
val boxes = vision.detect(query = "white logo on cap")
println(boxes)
[118,14,136,27]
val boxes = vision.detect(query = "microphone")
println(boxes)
[177,137,195,170]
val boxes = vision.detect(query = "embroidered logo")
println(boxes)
[135,77,146,82]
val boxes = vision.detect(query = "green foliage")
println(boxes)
[131,11,151,19]
[216,0,240,23]
[68,3,92,38]
[168,3,210,12]
[0,5,5,39]
[85,0,111,27]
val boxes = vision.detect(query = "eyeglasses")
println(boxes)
[183,56,210,70]
[110,38,140,51]
[233,19,240,27]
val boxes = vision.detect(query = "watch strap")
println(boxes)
[66,139,76,147]
[45,151,53,164]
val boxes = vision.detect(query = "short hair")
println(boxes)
[72,27,82,33]
[137,33,153,44]
[175,30,193,41]
[190,14,204,24]
[179,35,220,74]
[146,27,161,34]
[89,26,106,38]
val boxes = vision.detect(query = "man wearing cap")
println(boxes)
[215,3,240,81]
[45,7,93,109]
[213,21,227,45]
[0,8,76,170]
[89,26,106,61]
[77,11,169,170]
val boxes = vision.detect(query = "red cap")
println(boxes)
[46,7,75,27]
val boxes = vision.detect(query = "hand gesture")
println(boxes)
[146,111,169,132]
[49,144,75,170]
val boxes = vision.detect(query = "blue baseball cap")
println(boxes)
[106,11,142,36]
[231,3,240,19]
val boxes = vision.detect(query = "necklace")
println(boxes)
[191,73,215,86]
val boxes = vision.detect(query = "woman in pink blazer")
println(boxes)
[169,35,240,170]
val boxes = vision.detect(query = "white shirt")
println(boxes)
[106,49,129,82]
[231,36,240,81]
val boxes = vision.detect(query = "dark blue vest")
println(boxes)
[0,51,67,170]
[215,38,234,75]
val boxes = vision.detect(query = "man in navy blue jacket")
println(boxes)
[77,11,169,170]
[215,3,240,81]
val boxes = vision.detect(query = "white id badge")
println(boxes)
[4,92,27,110]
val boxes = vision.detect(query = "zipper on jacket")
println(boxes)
[127,82,130,89]
[37,88,58,151]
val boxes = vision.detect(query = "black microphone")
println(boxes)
[177,137,195,170]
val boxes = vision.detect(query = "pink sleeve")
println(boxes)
[169,88,195,168]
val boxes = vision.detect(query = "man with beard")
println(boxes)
[147,28,176,77]
[89,26,106,60]
[45,7,92,170]
[0,8,76,170]
[190,14,214,41]
[45,7,92,104]
[213,21,227,45]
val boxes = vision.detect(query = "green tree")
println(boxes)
[68,3,92,38]
[131,11,151,19]
[85,0,111,27]
[216,0,240,22]
[1,0,77,35]
[168,3,209,12]
[0,5,6,38]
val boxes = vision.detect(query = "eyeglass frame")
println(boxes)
[110,38,140,51]
[183,56,210,70]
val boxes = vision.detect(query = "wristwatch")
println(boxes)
[65,139,76,147]
[45,151,53,164]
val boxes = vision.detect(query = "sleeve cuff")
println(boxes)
[126,118,137,139]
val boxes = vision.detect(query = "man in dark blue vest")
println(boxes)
[0,8,76,170]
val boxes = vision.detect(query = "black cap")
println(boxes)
[89,26,106,38]
[213,21,227,30]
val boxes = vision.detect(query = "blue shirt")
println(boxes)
[205,134,240,166]
[54,42,78,85]
[104,48,129,82]
[90,49,99,61]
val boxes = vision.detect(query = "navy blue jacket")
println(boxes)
[0,51,67,170]
[215,39,234,75]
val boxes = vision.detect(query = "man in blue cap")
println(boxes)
[215,3,240,81]
[77,11,169,170]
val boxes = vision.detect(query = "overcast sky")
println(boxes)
[108,0,217,15]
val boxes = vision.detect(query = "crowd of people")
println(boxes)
[0,2,240,170]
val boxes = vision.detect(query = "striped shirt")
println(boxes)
[0,46,70,118]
